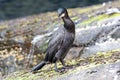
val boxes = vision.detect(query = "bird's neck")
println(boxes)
[62,17,75,33]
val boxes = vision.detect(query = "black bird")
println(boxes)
[32,8,75,72]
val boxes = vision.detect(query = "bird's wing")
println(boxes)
[48,27,64,53]
[45,27,64,61]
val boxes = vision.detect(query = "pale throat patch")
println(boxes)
[60,13,65,18]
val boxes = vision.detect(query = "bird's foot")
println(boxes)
[54,66,70,72]
[54,68,67,73]
[63,65,70,69]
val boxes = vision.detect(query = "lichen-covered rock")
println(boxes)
[31,17,120,59]
[54,62,120,80]
[1,1,120,77]
[3,51,120,80]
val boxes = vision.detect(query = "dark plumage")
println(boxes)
[32,8,75,72]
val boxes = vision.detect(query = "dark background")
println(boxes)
[0,0,112,20]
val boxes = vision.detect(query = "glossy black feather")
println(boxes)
[32,8,75,71]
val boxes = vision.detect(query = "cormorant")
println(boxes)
[32,7,75,72]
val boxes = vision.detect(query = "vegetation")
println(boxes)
[0,0,111,20]
[4,49,120,80]
[1,0,120,79]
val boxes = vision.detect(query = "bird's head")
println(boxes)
[58,7,68,18]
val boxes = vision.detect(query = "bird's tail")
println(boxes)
[32,61,46,71]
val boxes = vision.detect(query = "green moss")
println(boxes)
[2,5,120,78]
[4,49,120,80]
[80,13,120,26]
[109,13,120,18]
[81,14,107,25]
[71,17,79,21]
[75,5,102,14]
[0,25,8,29]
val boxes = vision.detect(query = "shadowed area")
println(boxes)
[0,0,112,20]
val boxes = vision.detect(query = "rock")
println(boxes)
[106,7,120,15]
[54,62,120,80]
[3,49,120,80]
[1,56,17,75]
[74,17,120,58]
[65,47,84,60]
[29,17,120,59]
[110,27,120,39]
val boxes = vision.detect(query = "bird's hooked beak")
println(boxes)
[59,13,65,18]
